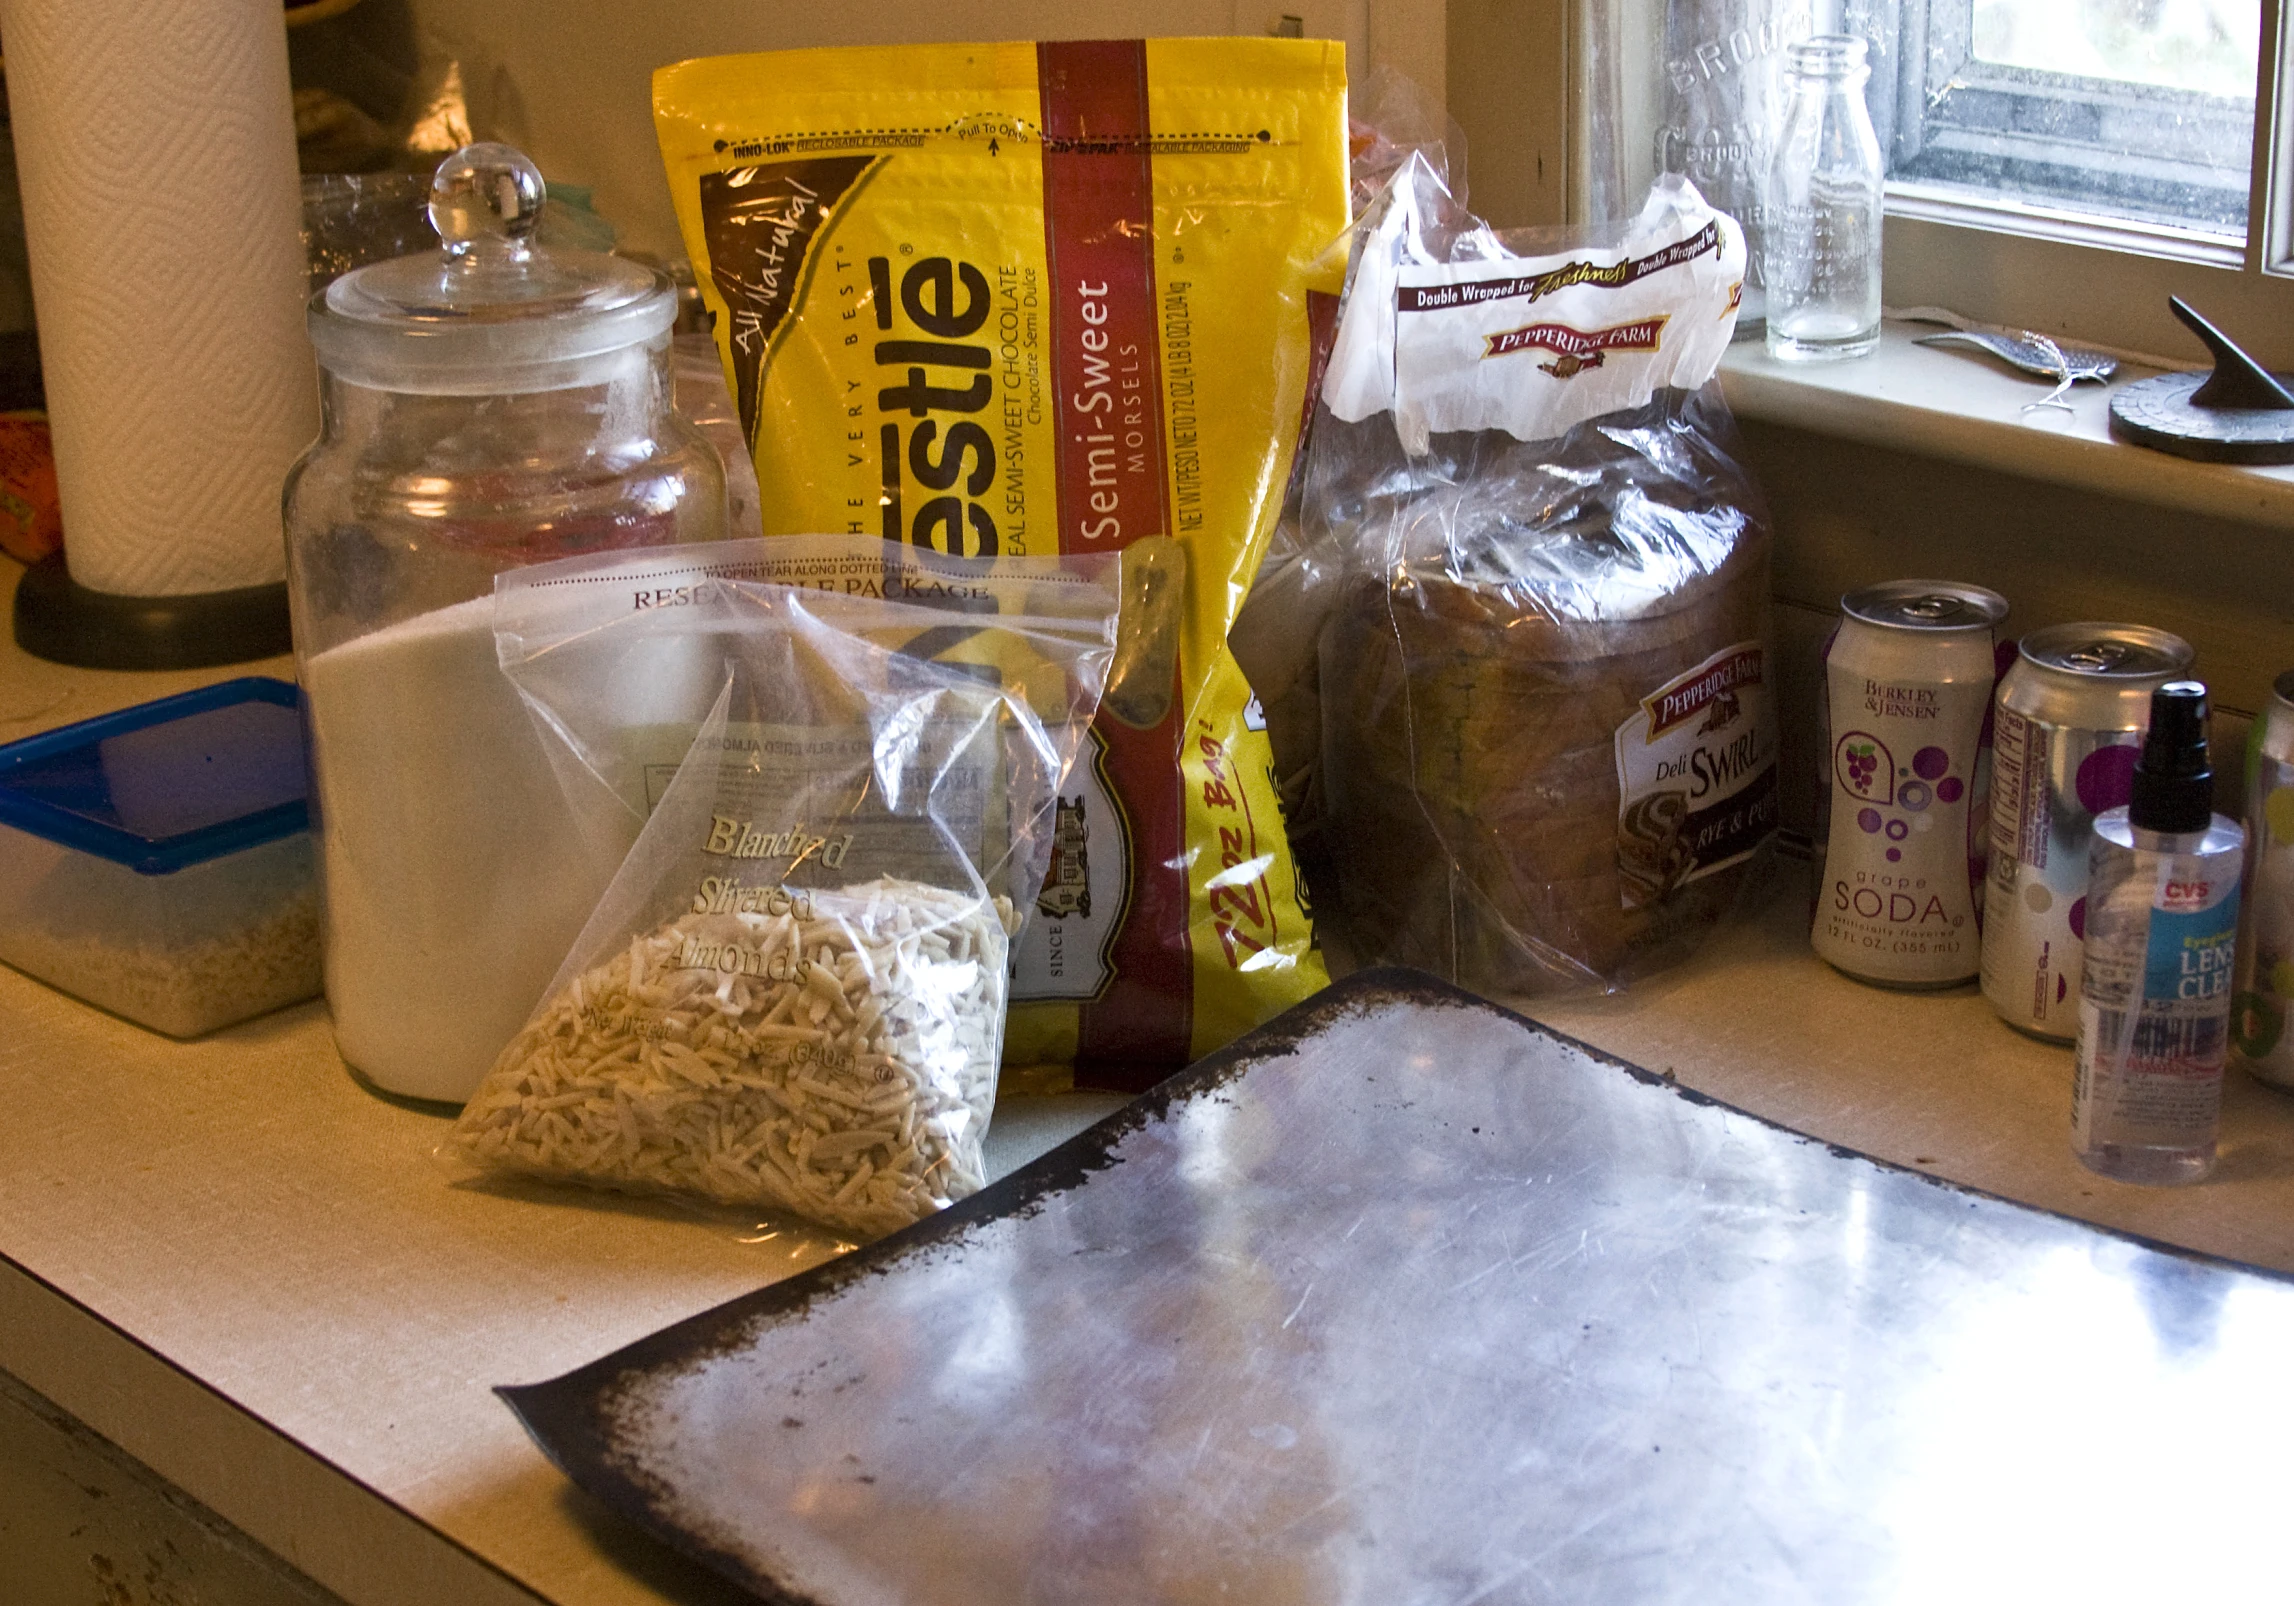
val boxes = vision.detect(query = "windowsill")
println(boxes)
[1717,320,2294,530]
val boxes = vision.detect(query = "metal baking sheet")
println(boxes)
[504,970,2294,1604]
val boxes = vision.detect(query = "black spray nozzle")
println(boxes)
[2131,679,2213,833]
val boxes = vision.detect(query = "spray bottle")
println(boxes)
[2071,681,2244,1184]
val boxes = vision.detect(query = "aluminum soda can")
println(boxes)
[2233,670,2294,1086]
[1813,580,2008,988]
[1980,623,2194,1040]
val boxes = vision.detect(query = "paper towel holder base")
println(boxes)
[14,554,292,670]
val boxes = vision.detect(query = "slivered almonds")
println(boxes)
[451,878,1016,1237]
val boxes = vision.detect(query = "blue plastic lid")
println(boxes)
[0,678,308,875]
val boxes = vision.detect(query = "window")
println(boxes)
[1865,0,2294,369]
[1872,0,2258,245]
[1447,0,2294,368]
[1865,0,2294,367]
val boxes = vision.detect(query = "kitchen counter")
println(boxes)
[7,556,2294,1605]
[1535,874,2294,1274]
[0,562,1125,1605]
[0,959,1121,1606]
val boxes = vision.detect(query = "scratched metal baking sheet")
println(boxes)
[504,969,2294,1605]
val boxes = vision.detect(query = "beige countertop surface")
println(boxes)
[7,556,2294,1606]
[1532,873,2294,1274]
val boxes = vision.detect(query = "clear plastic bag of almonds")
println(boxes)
[1285,155,1780,997]
[450,543,1118,1237]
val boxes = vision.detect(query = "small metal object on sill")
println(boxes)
[2109,297,2294,465]
[1899,305,2117,415]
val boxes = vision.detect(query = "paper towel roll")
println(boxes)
[1,0,318,595]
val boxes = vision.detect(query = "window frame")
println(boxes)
[2258,0,2294,274]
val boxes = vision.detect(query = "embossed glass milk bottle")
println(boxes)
[1764,35,1884,362]
[1660,0,1816,327]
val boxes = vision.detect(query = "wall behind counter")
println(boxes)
[1744,418,2286,840]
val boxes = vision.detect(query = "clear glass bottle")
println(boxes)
[2072,683,2244,1186]
[1763,35,1884,362]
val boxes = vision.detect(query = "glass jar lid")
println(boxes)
[309,143,676,393]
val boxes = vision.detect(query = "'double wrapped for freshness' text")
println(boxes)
[654,39,1348,1083]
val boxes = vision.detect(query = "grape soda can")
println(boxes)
[1980,623,2194,1040]
[2233,670,2294,1087]
[1813,581,2008,988]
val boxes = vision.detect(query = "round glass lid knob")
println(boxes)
[429,143,546,258]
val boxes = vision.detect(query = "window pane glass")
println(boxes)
[1881,0,2258,240]
[1972,0,2258,98]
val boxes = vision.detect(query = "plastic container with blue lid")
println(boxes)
[0,677,321,1036]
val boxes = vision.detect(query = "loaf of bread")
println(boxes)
[1316,388,1776,995]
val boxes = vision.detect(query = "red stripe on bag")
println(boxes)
[1037,41,1172,545]
[1038,39,1192,1076]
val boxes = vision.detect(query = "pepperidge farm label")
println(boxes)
[1612,642,1779,908]
[1326,174,1745,455]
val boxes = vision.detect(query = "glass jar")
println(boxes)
[284,143,727,1103]
[1763,35,1884,362]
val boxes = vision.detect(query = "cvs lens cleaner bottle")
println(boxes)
[2072,681,2244,1185]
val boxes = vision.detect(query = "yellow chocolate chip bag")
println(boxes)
[654,39,1345,1087]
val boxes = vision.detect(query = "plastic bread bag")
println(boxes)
[652,38,1347,1089]
[1302,156,1779,997]
[1233,86,1473,877]
[1345,63,1469,231]
[450,539,1118,1237]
